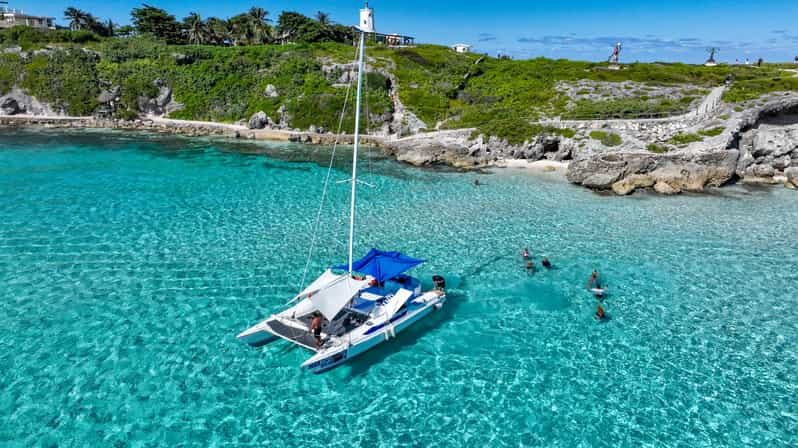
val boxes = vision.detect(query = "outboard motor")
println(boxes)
[432,275,446,290]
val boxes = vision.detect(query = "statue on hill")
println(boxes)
[705,47,719,67]
[608,42,622,64]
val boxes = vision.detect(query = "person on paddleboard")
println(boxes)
[587,270,600,289]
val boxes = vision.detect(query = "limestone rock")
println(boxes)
[654,181,680,195]
[786,167,798,188]
[247,111,271,130]
[1,97,21,115]
[612,174,655,195]
[582,173,620,190]
[265,84,279,98]
[752,163,775,178]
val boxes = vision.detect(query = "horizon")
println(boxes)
[6,0,798,63]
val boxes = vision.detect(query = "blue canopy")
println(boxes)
[333,248,425,283]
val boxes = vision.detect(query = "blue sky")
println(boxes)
[11,0,798,62]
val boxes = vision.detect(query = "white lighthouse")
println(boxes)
[359,1,375,33]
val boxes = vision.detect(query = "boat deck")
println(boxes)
[265,319,319,352]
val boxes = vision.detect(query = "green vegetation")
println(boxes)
[0,53,22,95]
[470,123,575,145]
[589,131,622,147]
[646,143,671,153]
[667,133,704,146]
[20,49,99,115]
[1,4,796,141]
[698,127,724,137]
[723,76,798,103]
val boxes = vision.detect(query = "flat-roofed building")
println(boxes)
[0,4,55,30]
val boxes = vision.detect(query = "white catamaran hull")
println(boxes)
[301,293,446,373]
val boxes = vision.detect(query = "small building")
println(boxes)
[359,1,375,33]
[355,2,414,47]
[0,3,55,30]
[452,43,472,54]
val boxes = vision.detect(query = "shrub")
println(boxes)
[0,53,22,94]
[698,127,724,137]
[589,131,622,146]
[646,143,670,153]
[20,49,99,115]
[667,133,703,145]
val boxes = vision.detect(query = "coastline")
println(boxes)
[3,107,798,194]
[0,114,387,146]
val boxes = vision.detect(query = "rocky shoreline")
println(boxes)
[2,90,798,194]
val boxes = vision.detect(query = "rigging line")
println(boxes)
[364,55,374,178]
[296,44,359,295]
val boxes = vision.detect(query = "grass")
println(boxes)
[698,127,724,137]
[589,131,622,146]
[646,143,671,153]
[723,76,798,103]
[667,133,704,145]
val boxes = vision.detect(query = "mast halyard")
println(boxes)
[348,31,366,273]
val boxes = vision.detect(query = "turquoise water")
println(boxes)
[1,129,797,447]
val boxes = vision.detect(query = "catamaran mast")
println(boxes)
[348,31,366,273]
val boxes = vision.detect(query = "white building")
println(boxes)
[0,4,55,30]
[452,43,472,54]
[359,1,375,33]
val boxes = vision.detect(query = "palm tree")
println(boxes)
[315,11,331,27]
[64,7,90,31]
[105,19,115,37]
[184,12,207,45]
[247,7,272,44]
[205,17,230,45]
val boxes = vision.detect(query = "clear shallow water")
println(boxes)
[1,129,797,447]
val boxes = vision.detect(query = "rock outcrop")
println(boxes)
[247,111,272,129]
[137,80,183,116]
[0,87,59,116]
[736,123,798,184]
[568,149,739,194]
[0,98,21,115]
[264,84,279,98]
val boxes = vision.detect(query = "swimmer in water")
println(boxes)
[474,179,481,186]
[542,257,552,269]
[595,304,605,320]
[522,248,530,260]
[526,260,535,272]
[587,270,600,289]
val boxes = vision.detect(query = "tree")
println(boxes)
[131,4,184,44]
[104,19,115,37]
[315,12,330,27]
[276,12,324,44]
[204,17,230,45]
[183,13,207,45]
[228,13,254,46]
[64,7,90,31]
[247,7,272,44]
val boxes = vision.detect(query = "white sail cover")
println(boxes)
[384,288,413,320]
[290,269,341,303]
[310,276,370,320]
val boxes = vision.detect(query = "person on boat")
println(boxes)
[309,312,323,349]
[522,248,530,260]
[595,304,606,320]
[542,257,552,269]
[587,270,600,289]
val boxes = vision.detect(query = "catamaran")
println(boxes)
[237,3,447,374]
